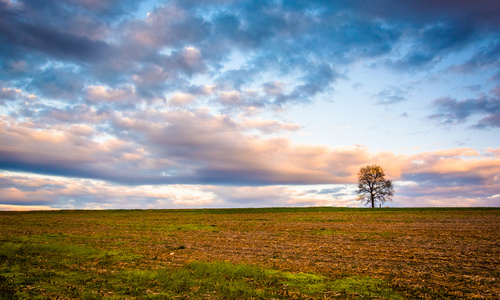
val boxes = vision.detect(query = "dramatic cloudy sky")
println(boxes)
[1,0,500,210]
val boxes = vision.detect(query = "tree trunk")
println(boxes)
[371,193,375,208]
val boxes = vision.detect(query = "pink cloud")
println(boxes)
[168,93,196,106]
[3,110,500,189]
[86,85,136,103]
[241,118,301,134]
[1,109,499,208]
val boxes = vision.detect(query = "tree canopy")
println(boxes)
[357,165,394,208]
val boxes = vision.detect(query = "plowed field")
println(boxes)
[1,207,498,299]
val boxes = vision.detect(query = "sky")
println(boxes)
[1,0,500,210]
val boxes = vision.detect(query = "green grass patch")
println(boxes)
[0,240,100,261]
[330,276,403,299]
[1,250,401,300]
[117,261,402,299]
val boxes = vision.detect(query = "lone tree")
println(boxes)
[357,165,394,208]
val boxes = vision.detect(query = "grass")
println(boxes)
[0,207,499,299]
[0,242,397,299]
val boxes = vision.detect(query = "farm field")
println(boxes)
[0,207,499,299]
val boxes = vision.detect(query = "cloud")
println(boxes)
[373,86,409,105]
[24,67,85,100]
[241,118,301,134]
[275,63,340,106]
[386,23,475,70]
[0,171,364,209]
[0,109,361,186]
[4,167,496,210]
[1,0,500,209]
[3,0,498,111]
[0,85,37,104]
[393,148,500,204]
[0,115,150,184]
[1,139,500,209]
[168,93,196,107]
[429,86,500,128]
[0,171,220,209]
[86,85,137,108]
[204,186,290,207]
[2,107,500,194]
[43,104,110,124]
[307,187,355,197]
[0,1,113,63]
[449,42,500,74]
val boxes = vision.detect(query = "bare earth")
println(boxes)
[1,207,498,298]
